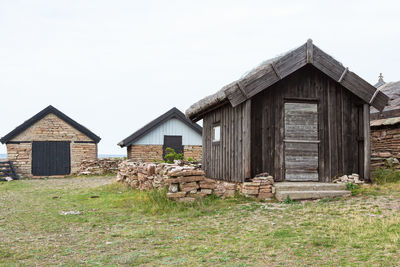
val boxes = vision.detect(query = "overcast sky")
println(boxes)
[1,0,399,155]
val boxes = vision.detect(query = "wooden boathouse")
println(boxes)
[186,40,389,183]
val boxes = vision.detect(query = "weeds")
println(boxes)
[372,168,400,184]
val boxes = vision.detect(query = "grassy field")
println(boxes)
[1,177,400,266]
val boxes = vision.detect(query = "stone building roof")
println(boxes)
[0,105,101,144]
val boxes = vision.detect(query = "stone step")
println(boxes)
[274,182,346,191]
[275,190,351,201]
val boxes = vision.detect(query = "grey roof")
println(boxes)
[370,81,400,114]
[118,107,202,147]
[186,40,389,122]
[0,105,101,144]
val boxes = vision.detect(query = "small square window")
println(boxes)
[212,125,220,142]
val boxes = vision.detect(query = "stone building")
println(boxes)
[0,105,101,177]
[370,77,400,169]
[118,107,202,162]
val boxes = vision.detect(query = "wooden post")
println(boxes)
[243,99,252,181]
[306,39,313,63]
[363,104,371,181]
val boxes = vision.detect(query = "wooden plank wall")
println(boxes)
[202,100,251,182]
[251,65,366,182]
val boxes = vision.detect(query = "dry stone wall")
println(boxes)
[78,158,123,175]
[127,145,202,163]
[371,126,400,170]
[117,160,274,201]
[183,145,202,162]
[127,145,163,162]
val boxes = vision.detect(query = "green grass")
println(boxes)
[1,177,400,266]
[372,168,400,184]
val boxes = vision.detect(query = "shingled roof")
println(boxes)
[0,105,101,144]
[371,81,400,120]
[186,39,389,122]
[118,107,202,147]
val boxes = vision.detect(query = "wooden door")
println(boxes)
[32,141,71,176]
[163,135,183,159]
[284,102,319,181]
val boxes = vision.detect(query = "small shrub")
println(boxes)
[164,147,184,163]
[187,157,195,162]
[346,182,355,190]
[372,168,400,184]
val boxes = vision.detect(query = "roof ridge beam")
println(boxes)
[306,39,313,63]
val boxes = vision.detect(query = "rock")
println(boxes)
[386,157,400,166]
[167,192,187,199]
[169,170,205,177]
[147,164,156,176]
[60,210,82,215]
[178,175,205,183]
[199,181,216,189]
[200,189,213,194]
[255,172,269,177]
[242,189,259,195]
[378,152,392,158]
[258,192,273,199]
[243,182,261,187]
[180,182,199,192]
[5,177,13,181]
[168,184,179,193]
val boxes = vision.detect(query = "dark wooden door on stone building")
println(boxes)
[32,141,71,176]
[284,102,319,181]
[163,135,183,160]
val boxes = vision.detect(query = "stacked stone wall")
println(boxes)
[371,126,400,169]
[78,158,123,175]
[117,160,275,202]
[127,145,163,162]
[127,145,202,162]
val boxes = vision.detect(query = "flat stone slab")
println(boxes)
[274,182,346,191]
[275,190,351,201]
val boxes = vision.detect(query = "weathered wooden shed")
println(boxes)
[186,40,389,183]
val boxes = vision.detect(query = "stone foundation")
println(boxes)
[127,145,163,162]
[117,160,274,201]
[183,145,202,162]
[127,144,202,162]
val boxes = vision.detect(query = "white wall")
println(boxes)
[133,118,202,145]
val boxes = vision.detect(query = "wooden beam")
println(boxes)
[363,104,371,181]
[306,39,313,63]
[369,88,380,105]
[283,139,320,144]
[243,99,252,181]
[270,62,281,80]
[236,81,249,98]
[338,67,348,83]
